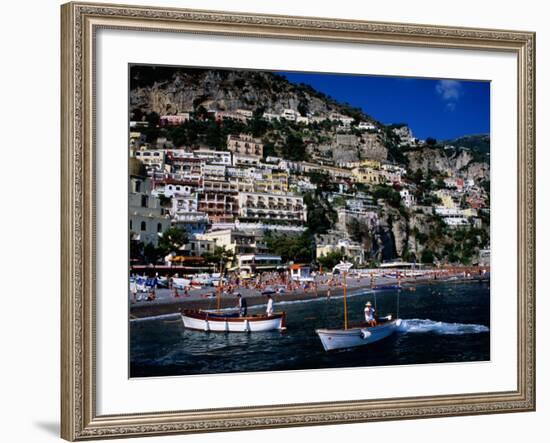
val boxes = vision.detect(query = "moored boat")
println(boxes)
[181,309,287,332]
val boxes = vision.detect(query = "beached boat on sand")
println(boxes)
[316,316,402,351]
[181,309,286,332]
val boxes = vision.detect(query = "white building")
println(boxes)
[400,189,416,208]
[281,108,300,121]
[129,176,171,246]
[202,164,226,179]
[358,121,377,131]
[193,149,232,166]
[134,149,165,173]
[262,112,280,122]
[329,113,354,127]
[235,109,254,118]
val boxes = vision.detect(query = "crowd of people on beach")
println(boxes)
[129,267,490,305]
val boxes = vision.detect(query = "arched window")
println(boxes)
[140,221,146,231]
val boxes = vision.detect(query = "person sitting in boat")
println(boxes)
[364,301,376,327]
[266,294,274,316]
[236,293,248,317]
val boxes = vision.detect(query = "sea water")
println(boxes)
[130,281,490,377]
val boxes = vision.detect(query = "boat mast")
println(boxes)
[217,280,222,311]
[343,271,348,330]
[217,258,223,312]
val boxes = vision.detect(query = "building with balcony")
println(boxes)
[351,166,402,185]
[237,192,307,224]
[227,134,263,158]
[198,229,269,256]
[134,149,165,174]
[232,153,261,167]
[237,254,282,272]
[193,149,232,166]
[198,191,239,223]
[203,178,254,194]
[172,212,209,235]
[166,156,203,181]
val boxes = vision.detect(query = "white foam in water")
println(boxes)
[398,319,489,335]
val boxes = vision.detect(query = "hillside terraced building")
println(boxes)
[227,134,263,158]
[237,192,307,224]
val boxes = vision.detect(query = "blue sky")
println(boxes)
[278,71,490,141]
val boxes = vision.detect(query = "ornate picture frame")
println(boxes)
[61,1,535,440]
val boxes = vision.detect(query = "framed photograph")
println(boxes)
[61,1,536,440]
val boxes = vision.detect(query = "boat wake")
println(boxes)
[398,319,489,335]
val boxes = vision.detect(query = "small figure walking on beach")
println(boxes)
[266,294,274,316]
[327,287,331,299]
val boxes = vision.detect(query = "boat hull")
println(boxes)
[181,310,286,332]
[316,319,401,351]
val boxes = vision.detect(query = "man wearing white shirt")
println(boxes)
[364,301,376,326]
[266,294,274,316]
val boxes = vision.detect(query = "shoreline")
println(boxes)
[129,273,489,319]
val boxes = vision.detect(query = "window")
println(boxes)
[135,180,141,193]
[157,223,162,233]
[140,221,146,231]
[141,195,148,208]
[129,220,133,230]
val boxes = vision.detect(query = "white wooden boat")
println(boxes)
[316,317,402,351]
[181,310,287,332]
[317,261,401,351]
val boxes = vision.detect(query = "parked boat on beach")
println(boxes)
[181,309,287,332]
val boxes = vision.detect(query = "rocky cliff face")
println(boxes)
[131,69,347,117]
[405,147,489,182]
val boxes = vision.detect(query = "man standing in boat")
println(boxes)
[266,294,274,316]
[236,293,247,317]
[364,301,376,327]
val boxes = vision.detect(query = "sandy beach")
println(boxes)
[129,270,489,319]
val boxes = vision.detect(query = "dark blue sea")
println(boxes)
[130,281,490,377]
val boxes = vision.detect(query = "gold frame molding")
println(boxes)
[61,1,536,440]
